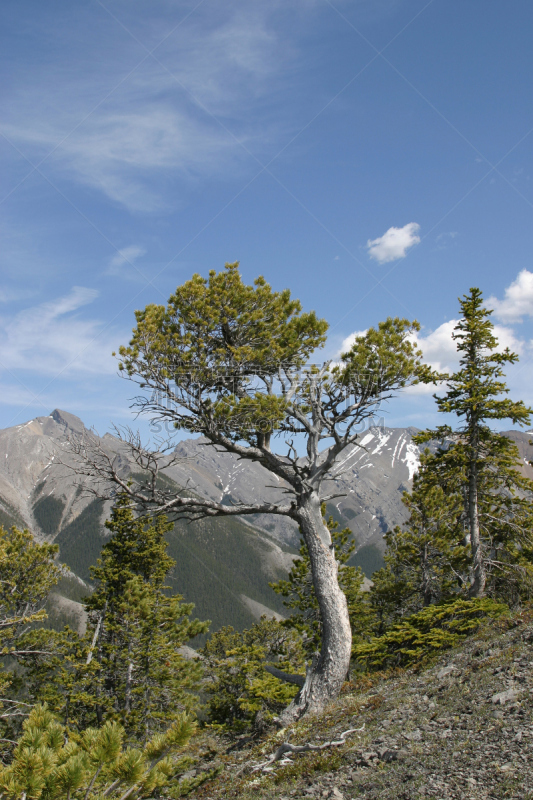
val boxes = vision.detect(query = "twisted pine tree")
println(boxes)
[78,262,431,724]
[270,511,375,658]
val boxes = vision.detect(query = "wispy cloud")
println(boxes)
[107,244,147,276]
[488,269,533,323]
[435,230,458,249]
[367,222,421,264]
[3,106,249,213]
[0,287,121,376]
[0,3,301,212]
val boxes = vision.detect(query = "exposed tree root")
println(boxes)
[248,724,365,774]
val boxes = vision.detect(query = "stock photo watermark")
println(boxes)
[145,364,386,438]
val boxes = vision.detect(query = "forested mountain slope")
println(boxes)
[0,409,531,636]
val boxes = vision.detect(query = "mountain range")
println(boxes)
[1,409,531,638]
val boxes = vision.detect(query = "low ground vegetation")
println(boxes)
[180,607,533,800]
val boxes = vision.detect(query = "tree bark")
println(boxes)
[468,457,486,597]
[421,541,433,607]
[277,493,352,726]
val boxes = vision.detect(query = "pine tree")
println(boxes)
[200,617,306,731]
[415,287,533,598]
[19,498,209,740]
[0,525,60,741]
[0,702,195,800]
[370,453,467,631]
[94,262,429,723]
[83,497,209,738]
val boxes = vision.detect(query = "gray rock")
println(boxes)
[437,665,459,680]
[378,749,402,763]
[491,689,519,705]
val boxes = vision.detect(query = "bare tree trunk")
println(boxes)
[468,460,486,597]
[421,541,433,607]
[278,494,352,726]
[125,647,133,715]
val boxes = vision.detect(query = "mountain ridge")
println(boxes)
[1,410,531,638]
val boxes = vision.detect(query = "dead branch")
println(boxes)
[248,723,365,773]
[60,426,297,522]
[263,665,305,687]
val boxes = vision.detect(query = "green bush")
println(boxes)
[0,703,195,799]
[354,597,508,670]
[200,617,306,731]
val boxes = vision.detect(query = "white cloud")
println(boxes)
[0,287,121,376]
[488,269,533,323]
[403,321,525,397]
[410,320,525,373]
[339,330,368,353]
[492,324,525,356]
[107,245,147,276]
[338,315,526,381]
[412,320,459,373]
[367,222,421,264]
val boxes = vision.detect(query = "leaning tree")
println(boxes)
[70,263,430,724]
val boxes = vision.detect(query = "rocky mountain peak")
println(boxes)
[49,409,86,434]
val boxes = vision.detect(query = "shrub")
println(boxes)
[354,597,508,670]
[0,703,195,799]
[200,617,306,731]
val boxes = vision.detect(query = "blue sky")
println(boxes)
[1,0,533,437]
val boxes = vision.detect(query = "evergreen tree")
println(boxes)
[84,497,209,738]
[370,453,466,631]
[18,498,209,740]
[270,511,376,658]
[91,262,430,723]
[200,617,306,731]
[415,287,533,598]
[0,702,194,800]
[0,525,60,741]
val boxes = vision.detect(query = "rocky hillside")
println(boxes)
[177,609,533,800]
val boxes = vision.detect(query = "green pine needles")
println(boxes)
[415,287,533,598]
[82,497,210,737]
[354,597,508,670]
[13,498,209,742]
[365,287,533,671]
[200,617,306,731]
[0,702,195,800]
